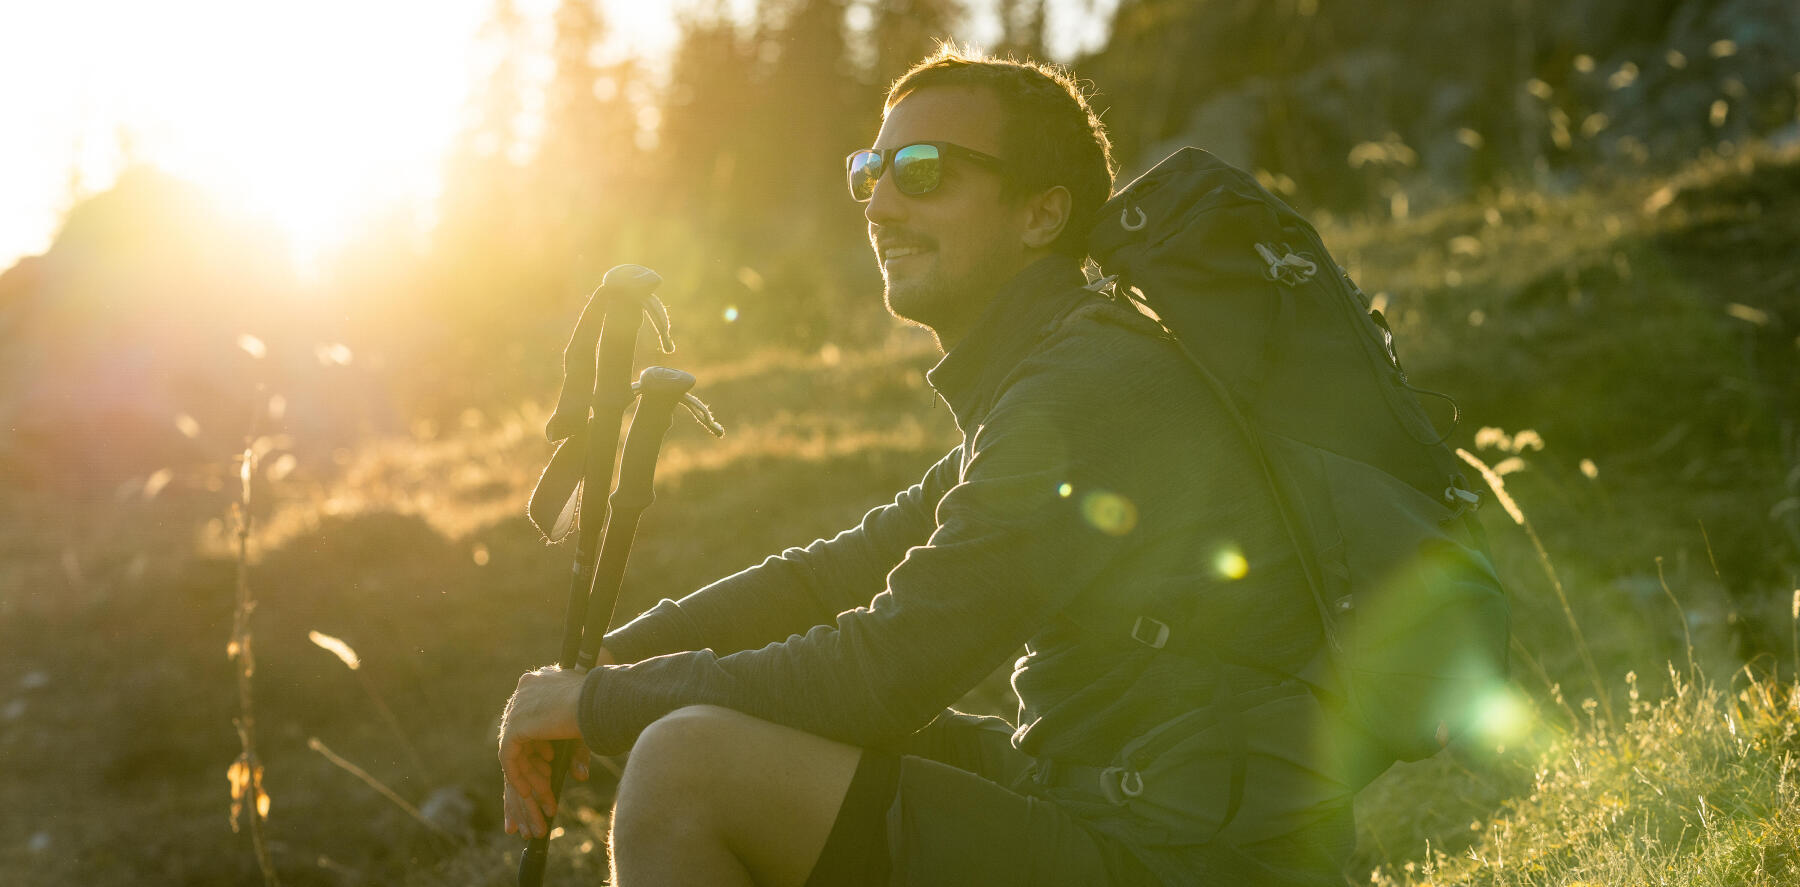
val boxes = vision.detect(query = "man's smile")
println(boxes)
[882,245,933,270]
[875,231,937,272]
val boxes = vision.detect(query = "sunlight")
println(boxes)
[143,1,483,276]
[0,1,486,274]
[0,0,680,276]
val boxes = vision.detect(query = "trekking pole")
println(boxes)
[534,264,672,662]
[519,368,720,887]
[520,267,722,887]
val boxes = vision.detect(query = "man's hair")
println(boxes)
[885,46,1116,258]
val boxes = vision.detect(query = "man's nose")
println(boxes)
[863,174,905,227]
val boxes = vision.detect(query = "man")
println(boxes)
[500,48,1357,886]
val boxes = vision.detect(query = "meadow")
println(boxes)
[2,141,1797,885]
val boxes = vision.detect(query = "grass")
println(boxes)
[3,141,1797,884]
[1364,664,1800,886]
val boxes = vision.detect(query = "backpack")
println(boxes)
[1087,148,1510,775]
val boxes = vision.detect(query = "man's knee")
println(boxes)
[617,705,749,798]
[613,705,739,839]
[632,704,745,764]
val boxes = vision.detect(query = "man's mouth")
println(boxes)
[879,237,935,272]
[883,245,931,262]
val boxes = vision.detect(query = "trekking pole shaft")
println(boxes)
[554,301,640,668]
[578,372,693,665]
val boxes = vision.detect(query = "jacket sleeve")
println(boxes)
[599,446,963,665]
[579,371,1140,756]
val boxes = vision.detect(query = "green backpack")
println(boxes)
[1088,148,1510,772]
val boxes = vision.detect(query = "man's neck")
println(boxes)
[929,249,1056,352]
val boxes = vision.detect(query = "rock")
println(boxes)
[1157,78,1271,175]
[420,784,478,838]
[1772,122,1800,151]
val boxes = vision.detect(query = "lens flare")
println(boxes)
[1472,683,1534,745]
[1214,546,1249,580]
[1081,491,1137,536]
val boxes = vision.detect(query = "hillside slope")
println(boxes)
[2,145,1796,885]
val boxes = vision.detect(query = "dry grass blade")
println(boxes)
[229,446,280,886]
[307,630,433,784]
[308,737,462,845]
[1457,447,1616,727]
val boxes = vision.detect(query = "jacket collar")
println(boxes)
[926,254,1089,434]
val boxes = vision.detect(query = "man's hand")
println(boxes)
[499,664,591,839]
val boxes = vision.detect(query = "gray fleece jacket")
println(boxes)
[579,255,1347,880]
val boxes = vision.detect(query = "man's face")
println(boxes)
[864,86,1033,345]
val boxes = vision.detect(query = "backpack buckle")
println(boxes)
[1445,484,1482,516]
[1130,616,1170,650]
[1084,274,1119,296]
[1100,766,1145,804]
[1255,242,1318,286]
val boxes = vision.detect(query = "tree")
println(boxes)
[537,0,646,283]
[865,0,963,88]
[994,0,1045,60]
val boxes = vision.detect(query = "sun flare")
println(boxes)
[0,0,679,275]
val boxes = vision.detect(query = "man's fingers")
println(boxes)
[501,738,553,809]
[572,745,591,782]
[504,779,547,838]
[498,665,587,836]
[505,738,559,818]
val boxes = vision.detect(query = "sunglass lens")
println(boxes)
[892,144,941,196]
[848,151,883,201]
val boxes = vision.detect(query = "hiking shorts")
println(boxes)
[804,710,1166,887]
[803,707,1358,887]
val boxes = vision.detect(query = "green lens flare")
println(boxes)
[1081,491,1137,536]
[1472,683,1535,745]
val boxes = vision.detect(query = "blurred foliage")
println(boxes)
[346,0,1799,419]
[6,0,1796,438]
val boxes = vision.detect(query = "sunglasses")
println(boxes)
[845,141,1006,202]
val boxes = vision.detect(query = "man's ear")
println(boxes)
[1020,185,1072,250]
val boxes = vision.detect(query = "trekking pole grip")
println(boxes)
[544,264,663,444]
